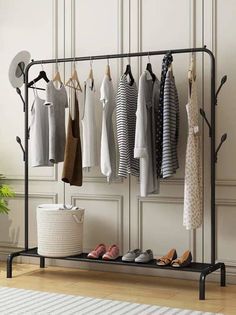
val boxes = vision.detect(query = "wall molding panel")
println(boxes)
[118,0,124,75]
[4,168,58,182]
[0,192,58,250]
[14,192,58,201]
[71,194,124,252]
[137,196,193,256]
[215,198,236,267]
[137,0,142,76]
[82,175,123,184]
[216,180,236,187]
[189,0,196,48]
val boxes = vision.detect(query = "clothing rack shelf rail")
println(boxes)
[7,46,226,301]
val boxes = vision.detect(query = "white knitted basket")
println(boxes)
[37,204,85,257]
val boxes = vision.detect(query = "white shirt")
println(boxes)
[81,78,98,170]
[30,94,52,167]
[100,75,116,182]
[134,71,160,197]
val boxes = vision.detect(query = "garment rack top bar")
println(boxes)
[26,46,213,71]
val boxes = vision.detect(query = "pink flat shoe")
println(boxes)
[87,244,106,259]
[102,244,119,260]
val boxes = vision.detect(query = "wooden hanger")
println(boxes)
[106,64,112,80]
[88,68,94,81]
[88,58,94,81]
[168,62,173,73]
[65,68,82,92]
[87,58,94,90]
[53,62,63,86]
[53,71,63,85]
[106,58,112,81]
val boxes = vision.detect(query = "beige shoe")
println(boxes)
[171,250,192,268]
[156,249,177,266]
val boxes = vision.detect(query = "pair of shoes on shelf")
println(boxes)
[87,244,119,260]
[122,249,154,263]
[156,249,192,268]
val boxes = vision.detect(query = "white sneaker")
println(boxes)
[122,249,141,262]
[135,249,154,263]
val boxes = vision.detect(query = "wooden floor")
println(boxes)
[0,262,235,314]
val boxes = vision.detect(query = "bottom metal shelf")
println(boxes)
[18,247,212,272]
[6,247,226,300]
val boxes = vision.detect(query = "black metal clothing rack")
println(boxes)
[7,46,226,300]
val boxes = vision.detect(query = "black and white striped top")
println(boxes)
[161,68,179,178]
[156,53,173,178]
[116,75,139,177]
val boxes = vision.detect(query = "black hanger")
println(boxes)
[146,62,156,82]
[124,64,134,86]
[28,70,49,89]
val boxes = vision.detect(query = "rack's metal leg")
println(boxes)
[199,273,206,300]
[7,252,20,278]
[220,263,226,287]
[40,257,45,268]
[7,255,13,278]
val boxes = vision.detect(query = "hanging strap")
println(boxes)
[188,55,196,81]
[68,80,77,119]
[32,81,39,98]
[30,81,38,112]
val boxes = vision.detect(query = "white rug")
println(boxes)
[0,287,223,315]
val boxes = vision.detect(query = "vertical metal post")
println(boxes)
[209,50,216,264]
[24,69,29,251]
[199,273,206,300]
[220,263,226,286]
[40,257,45,268]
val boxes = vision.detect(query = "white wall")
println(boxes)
[0,0,236,281]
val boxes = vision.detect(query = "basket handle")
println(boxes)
[72,212,84,224]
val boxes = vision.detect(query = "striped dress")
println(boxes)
[161,68,179,178]
[116,74,139,177]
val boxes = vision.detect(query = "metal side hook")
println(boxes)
[16,88,25,112]
[215,133,227,163]
[216,75,227,105]
[16,136,25,161]
[200,108,212,137]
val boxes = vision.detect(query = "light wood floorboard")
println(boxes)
[0,262,235,314]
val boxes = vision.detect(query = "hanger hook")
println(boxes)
[90,57,93,68]
[56,58,59,72]
[127,55,131,65]
[107,56,109,66]
[41,60,44,71]
[148,52,150,63]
